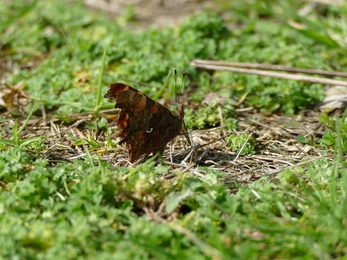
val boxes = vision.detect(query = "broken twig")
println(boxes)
[191,59,347,87]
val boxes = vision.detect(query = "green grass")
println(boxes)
[1,0,347,259]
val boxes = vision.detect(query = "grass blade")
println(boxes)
[0,0,38,31]
[94,46,108,117]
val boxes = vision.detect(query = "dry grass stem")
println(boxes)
[191,59,347,87]
[1,104,328,186]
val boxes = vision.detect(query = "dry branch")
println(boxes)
[191,59,347,87]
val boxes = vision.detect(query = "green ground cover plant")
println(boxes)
[1,0,347,259]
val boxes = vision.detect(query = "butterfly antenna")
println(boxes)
[180,71,186,93]
[176,71,186,104]
[173,68,178,103]
[177,71,196,156]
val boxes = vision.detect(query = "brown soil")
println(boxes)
[84,0,214,28]
[0,105,331,186]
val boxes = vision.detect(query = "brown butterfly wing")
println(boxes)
[104,83,184,162]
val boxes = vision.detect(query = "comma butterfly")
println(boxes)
[104,83,184,162]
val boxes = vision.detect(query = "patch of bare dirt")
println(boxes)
[85,0,214,28]
[2,106,330,187]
